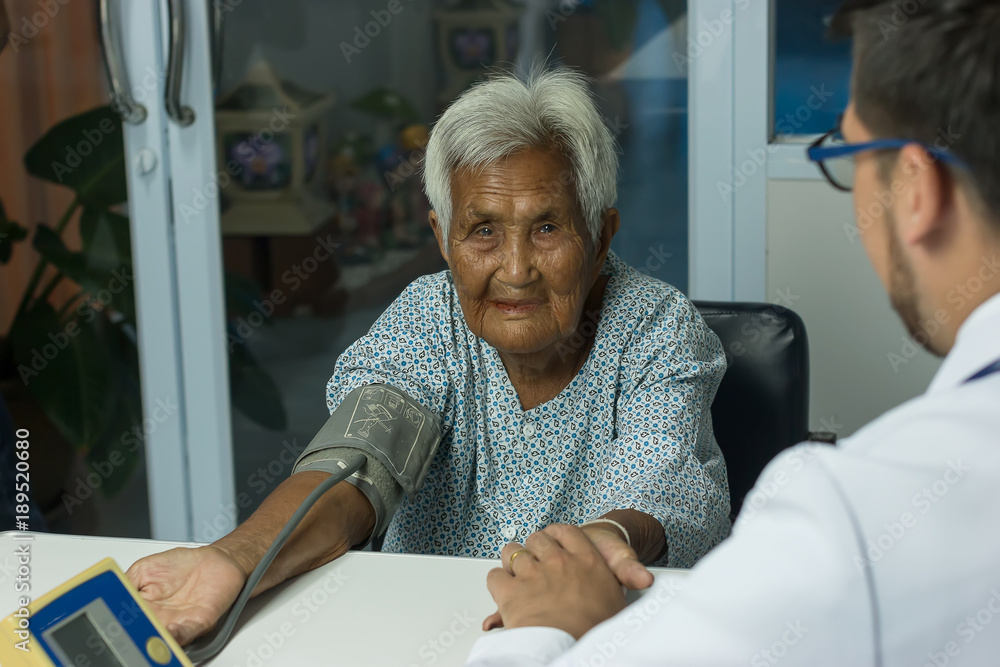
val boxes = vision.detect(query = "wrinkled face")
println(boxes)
[431,147,605,355]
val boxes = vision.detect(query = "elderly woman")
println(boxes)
[127,68,729,646]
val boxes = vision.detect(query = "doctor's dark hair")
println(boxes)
[831,0,1000,226]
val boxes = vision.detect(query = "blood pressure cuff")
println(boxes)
[292,385,443,543]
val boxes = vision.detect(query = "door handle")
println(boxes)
[165,0,195,126]
[98,0,147,124]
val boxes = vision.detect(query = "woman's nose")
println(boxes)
[495,237,535,288]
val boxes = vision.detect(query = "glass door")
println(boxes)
[155,0,747,540]
[0,1,186,538]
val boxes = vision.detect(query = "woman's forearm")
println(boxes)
[212,471,376,595]
[598,509,667,564]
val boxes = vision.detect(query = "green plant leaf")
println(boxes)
[84,398,141,498]
[105,317,141,386]
[0,205,28,264]
[351,88,419,122]
[225,272,268,323]
[84,317,142,498]
[23,106,127,207]
[229,342,287,430]
[32,224,87,277]
[33,224,136,326]
[7,303,117,450]
[79,207,132,273]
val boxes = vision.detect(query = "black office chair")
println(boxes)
[694,302,828,522]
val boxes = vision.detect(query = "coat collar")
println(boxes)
[928,291,1000,393]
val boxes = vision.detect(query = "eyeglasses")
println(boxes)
[806,115,968,192]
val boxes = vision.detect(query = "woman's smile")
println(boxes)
[489,298,542,317]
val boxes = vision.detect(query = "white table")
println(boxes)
[0,532,688,666]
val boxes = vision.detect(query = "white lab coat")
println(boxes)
[466,293,1000,667]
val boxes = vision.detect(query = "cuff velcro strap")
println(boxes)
[294,448,404,544]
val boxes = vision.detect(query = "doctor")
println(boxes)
[465,0,1000,664]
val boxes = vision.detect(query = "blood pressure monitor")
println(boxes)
[0,558,193,667]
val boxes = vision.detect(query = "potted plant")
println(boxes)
[0,106,287,529]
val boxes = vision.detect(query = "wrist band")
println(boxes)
[581,518,631,549]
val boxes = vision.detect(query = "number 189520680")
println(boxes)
[14,429,31,526]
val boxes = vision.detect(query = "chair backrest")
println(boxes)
[693,302,810,521]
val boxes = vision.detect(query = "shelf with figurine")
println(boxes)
[326,88,443,300]
[215,59,335,236]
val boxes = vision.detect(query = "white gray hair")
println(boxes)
[422,67,619,245]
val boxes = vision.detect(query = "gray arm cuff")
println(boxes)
[291,384,442,545]
[294,448,404,544]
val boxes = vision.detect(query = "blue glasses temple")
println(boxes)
[807,138,968,169]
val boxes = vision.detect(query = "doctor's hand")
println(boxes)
[126,545,247,646]
[482,525,628,639]
[482,520,653,631]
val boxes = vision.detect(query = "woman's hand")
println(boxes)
[124,474,373,647]
[125,545,247,646]
[482,525,628,639]
[580,522,654,590]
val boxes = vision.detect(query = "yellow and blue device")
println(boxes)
[0,558,193,667]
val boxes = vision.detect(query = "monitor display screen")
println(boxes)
[48,612,127,667]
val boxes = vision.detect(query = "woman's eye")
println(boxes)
[539,223,557,234]
[476,226,493,237]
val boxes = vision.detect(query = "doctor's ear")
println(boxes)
[894,144,951,247]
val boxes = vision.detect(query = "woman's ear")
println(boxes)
[594,209,621,268]
[428,211,449,263]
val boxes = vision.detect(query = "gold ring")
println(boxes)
[507,549,532,573]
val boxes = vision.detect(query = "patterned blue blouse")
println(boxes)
[326,251,731,567]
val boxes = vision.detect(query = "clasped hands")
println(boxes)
[482,522,655,639]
